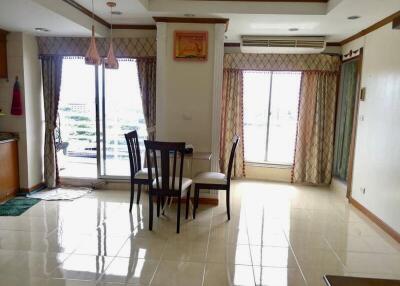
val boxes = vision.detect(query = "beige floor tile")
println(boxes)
[0,251,70,278]
[51,254,114,281]
[253,266,307,286]
[162,240,208,262]
[116,236,167,260]
[151,260,205,286]
[207,243,252,265]
[1,181,399,285]
[203,263,255,286]
[250,246,298,268]
[100,257,159,284]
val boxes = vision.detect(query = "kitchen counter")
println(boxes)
[0,134,19,202]
[0,132,18,144]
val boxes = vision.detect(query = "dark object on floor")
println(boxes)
[324,275,400,286]
[0,197,40,216]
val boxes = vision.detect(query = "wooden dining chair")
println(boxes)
[125,130,148,212]
[192,135,240,220]
[144,140,192,234]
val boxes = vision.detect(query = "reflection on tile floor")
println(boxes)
[0,180,399,286]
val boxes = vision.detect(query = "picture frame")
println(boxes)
[174,31,208,61]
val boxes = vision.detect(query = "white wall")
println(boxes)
[0,32,29,188]
[156,23,216,153]
[0,32,43,189]
[344,23,400,233]
[22,34,43,187]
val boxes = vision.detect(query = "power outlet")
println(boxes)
[361,187,366,194]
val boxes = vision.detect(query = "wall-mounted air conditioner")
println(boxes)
[240,36,326,54]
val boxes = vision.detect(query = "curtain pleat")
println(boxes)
[41,56,63,188]
[292,71,339,185]
[136,58,156,140]
[220,69,245,178]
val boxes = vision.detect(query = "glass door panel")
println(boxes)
[266,72,301,164]
[100,60,147,177]
[243,71,271,163]
[58,58,97,178]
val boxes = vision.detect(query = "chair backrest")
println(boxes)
[125,130,142,177]
[145,140,186,194]
[226,135,240,183]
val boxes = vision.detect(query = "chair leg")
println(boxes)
[226,188,231,220]
[129,180,135,213]
[177,195,181,233]
[136,184,142,204]
[193,185,198,219]
[148,193,153,231]
[157,195,161,217]
[185,188,191,219]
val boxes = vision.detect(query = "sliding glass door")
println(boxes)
[99,60,147,178]
[58,58,97,178]
[58,58,146,179]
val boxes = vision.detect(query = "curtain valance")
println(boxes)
[37,37,156,58]
[224,53,341,72]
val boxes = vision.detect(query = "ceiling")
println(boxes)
[0,0,399,42]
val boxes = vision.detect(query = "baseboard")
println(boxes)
[19,182,45,194]
[349,196,400,243]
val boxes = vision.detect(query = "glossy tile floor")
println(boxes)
[1,180,400,286]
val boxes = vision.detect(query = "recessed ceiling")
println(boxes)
[0,0,399,43]
[0,0,89,36]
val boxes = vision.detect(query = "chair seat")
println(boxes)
[152,177,192,195]
[193,172,227,185]
[135,168,155,179]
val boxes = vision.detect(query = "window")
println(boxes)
[58,58,97,178]
[57,58,146,178]
[243,71,301,165]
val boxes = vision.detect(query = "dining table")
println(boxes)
[324,275,400,286]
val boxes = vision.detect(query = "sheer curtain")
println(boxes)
[220,69,245,178]
[41,56,63,188]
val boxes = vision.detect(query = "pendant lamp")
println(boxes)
[85,0,101,65]
[105,1,119,69]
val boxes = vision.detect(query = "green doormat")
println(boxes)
[0,198,41,216]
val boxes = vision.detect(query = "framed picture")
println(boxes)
[174,31,208,61]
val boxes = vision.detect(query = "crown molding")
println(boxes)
[341,10,400,45]
[62,0,157,30]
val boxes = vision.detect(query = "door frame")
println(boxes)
[345,48,364,199]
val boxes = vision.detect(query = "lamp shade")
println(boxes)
[105,41,119,69]
[85,26,101,65]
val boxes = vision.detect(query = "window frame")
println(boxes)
[243,70,301,166]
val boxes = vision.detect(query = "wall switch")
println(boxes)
[360,87,366,101]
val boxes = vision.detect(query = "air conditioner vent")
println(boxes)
[241,36,326,54]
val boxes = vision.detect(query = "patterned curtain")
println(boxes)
[136,58,156,140]
[333,60,358,180]
[220,69,245,178]
[41,56,63,188]
[292,71,339,185]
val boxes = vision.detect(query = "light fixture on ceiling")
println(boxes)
[348,15,361,20]
[111,11,123,15]
[289,28,299,32]
[105,1,119,70]
[34,27,50,32]
[85,0,101,66]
